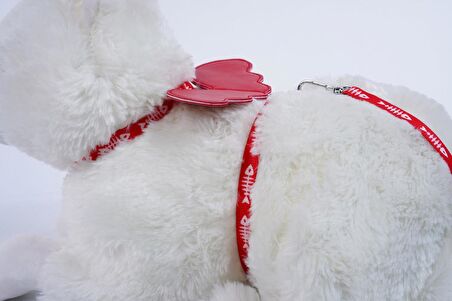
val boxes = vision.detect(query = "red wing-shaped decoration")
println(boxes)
[167,59,272,107]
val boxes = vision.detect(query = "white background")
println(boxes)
[0,0,451,242]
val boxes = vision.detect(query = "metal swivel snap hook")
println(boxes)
[297,81,349,94]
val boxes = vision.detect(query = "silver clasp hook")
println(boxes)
[297,81,349,94]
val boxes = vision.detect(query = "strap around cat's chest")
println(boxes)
[236,83,452,275]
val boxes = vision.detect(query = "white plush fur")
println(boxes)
[249,82,452,300]
[0,0,193,169]
[0,1,451,300]
[208,283,260,301]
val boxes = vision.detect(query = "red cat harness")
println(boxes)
[84,59,452,276]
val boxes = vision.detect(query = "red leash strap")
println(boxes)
[343,87,452,174]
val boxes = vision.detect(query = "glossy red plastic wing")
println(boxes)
[167,59,271,107]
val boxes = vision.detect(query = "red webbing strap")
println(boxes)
[236,119,260,274]
[343,87,452,174]
[86,99,174,161]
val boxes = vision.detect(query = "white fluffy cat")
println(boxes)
[0,1,451,300]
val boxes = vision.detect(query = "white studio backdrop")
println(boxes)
[0,0,451,242]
